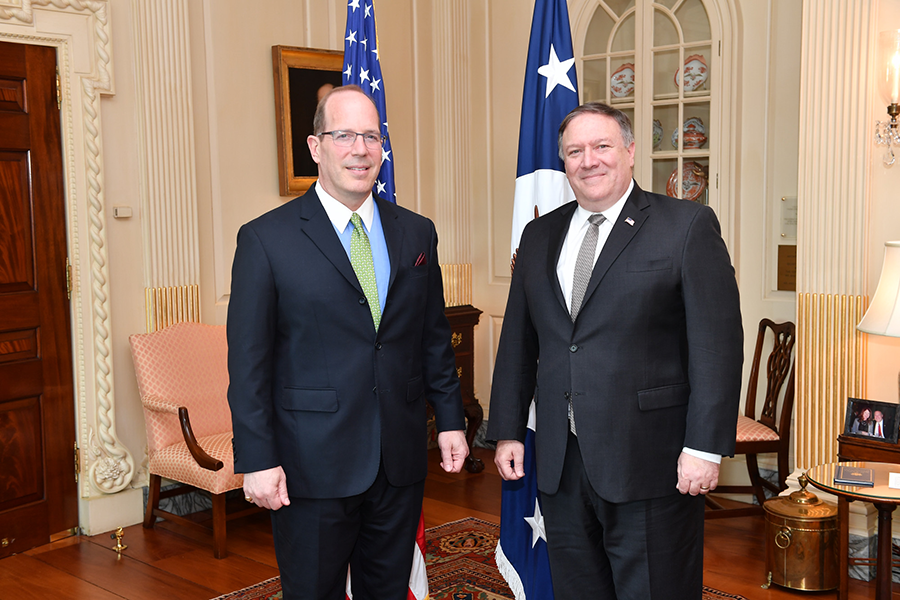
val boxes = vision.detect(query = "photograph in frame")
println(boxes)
[843,397,900,444]
[272,46,344,196]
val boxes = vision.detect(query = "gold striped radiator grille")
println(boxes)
[145,284,201,332]
[796,293,867,468]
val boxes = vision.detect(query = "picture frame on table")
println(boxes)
[272,45,344,196]
[842,397,900,443]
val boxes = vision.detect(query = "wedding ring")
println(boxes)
[244,496,252,502]
[700,486,710,491]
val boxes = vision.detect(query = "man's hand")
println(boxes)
[243,466,290,510]
[676,452,719,496]
[437,430,469,473]
[494,440,525,481]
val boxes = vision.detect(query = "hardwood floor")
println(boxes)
[0,447,892,599]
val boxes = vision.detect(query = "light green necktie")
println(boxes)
[350,212,381,331]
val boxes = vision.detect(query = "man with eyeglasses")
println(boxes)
[227,84,468,599]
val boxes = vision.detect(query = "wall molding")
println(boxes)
[0,0,136,498]
[795,0,874,468]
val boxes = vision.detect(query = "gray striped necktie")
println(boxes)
[568,212,605,435]
[570,213,606,322]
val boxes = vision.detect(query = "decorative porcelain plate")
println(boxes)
[610,63,635,98]
[652,119,663,150]
[674,54,708,92]
[666,161,708,202]
[671,116,708,149]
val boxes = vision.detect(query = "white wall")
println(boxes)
[867,1,900,405]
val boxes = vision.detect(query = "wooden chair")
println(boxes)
[129,322,254,557]
[705,318,796,519]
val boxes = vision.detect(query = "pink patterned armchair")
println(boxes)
[129,321,251,558]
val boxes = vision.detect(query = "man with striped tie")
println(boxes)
[489,102,743,599]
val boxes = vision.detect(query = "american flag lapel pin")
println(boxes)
[625,217,635,226]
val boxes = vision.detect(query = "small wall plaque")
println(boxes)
[777,245,796,291]
[780,196,798,241]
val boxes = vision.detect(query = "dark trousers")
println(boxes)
[540,433,704,600]
[270,460,424,600]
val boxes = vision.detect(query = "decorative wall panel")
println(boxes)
[796,0,874,468]
[134,0,202,331]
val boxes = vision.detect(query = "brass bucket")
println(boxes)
[763,475,839,591]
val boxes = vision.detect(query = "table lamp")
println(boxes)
[859,242,900,336]
[858,241,900,399]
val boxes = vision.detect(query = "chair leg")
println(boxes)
[745,454,767,506]
[144,474,161,529]
[212,492,227,559]
[776,450,789,492]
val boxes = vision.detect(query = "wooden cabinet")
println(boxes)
[837,434,900,463]
[445,304,484,473]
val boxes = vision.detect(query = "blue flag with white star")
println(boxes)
[496,1,578,598]
[495,403,555,599]
[509,0,579,258]
[343,0,395,203]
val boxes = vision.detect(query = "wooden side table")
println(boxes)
[807,461,900,600]
[836,435,900,598]
[444,305,484,473]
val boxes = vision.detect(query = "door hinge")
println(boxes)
[55,67,62,110]
[66,257,72,299]
[74,442,80,483]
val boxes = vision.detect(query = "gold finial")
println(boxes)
[110,527,127,556]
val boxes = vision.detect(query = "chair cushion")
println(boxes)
[735,415,780,442]
[148,432,243,495]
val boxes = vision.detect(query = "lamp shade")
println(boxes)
[878,30,900,106]
[859,241,900,337]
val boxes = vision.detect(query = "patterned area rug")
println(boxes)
[211,517,748,600]
[425,518,513,600]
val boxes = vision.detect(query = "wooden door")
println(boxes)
[0,40,77,557]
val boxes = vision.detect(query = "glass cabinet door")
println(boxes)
[582,0,715,207]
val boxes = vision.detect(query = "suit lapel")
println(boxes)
[376,197,404,296]
[297,186,362,294]
[579,184,650,310]
[546,202,578,314]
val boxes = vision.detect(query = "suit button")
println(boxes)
[375,342,382,350]
[569,344,578,352]
[359,297,367,305]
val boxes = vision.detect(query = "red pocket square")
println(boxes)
[414,253,427,266]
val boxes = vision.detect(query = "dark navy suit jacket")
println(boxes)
[227,185,464,499]
[487,183,743,502]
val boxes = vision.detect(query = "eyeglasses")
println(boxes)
[318,130,385,148]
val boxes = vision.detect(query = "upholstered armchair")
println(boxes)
[129,322,251,558]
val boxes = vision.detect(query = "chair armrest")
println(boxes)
[178,407,224,472]
[142,394,179,414]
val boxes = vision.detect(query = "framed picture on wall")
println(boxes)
[843,398,900,443]
[272,45,344,196]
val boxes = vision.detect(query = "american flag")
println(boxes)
[343,0,396,203]
[341,8,422,599]
[496,0,579,598]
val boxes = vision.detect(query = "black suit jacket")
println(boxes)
[227,185,464,499]
[487,183,743,502]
